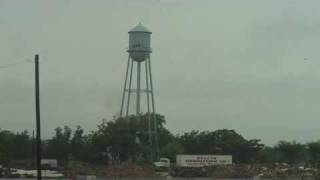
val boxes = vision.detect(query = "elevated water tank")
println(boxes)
[128,23,152,62]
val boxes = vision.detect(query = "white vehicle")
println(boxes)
[10,169,63,178]
[153,158,170,169]
[41,159,58,169]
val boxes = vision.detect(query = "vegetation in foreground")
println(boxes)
[0,114,320,169]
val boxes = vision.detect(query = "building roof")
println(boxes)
[129,22,151,33]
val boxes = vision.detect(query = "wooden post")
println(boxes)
[35,54,42,180]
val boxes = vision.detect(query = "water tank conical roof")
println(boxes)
[129,22,151,33]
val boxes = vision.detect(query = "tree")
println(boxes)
[46,126,72,165]
[275,141,305,165]
[70,126,84,160]
[178,129,263,163]
[0,130,32,164]
[160,141,184,161]
[179,130,201,154]
[12,130,32,159]
[0,130,16,164]
[307,141,320,167]
[87,113,170,164]
[258,146,283,164]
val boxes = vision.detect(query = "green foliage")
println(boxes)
[179,129,264,163]
[160,141,184,161]
[306,141,320,166]
[85,113,171,164]
[46,126,72,164]
[1,115,320,167]
[0,130,32,164]
[259,146,282,164]
[275,141,305,164]
[70,126,85,160]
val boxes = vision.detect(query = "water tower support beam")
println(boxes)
[145,60,152,146]
[148,56,159,160]
[136,61,141,115]
[126,58,134,117]
[120,55,131,117]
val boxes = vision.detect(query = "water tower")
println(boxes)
[119,23,159,161]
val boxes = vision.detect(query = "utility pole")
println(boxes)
[35,54,42,180]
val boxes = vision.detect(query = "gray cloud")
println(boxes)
[0,0,320,144]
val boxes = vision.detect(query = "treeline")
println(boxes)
[0,114,320,167]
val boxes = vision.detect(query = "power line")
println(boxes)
[0,59,33,69]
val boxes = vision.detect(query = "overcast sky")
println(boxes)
[0,0,320,145]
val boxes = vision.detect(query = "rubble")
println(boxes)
[66,161,158,178]
[105,163,157,178]
[66,161,319,178]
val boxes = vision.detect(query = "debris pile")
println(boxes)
[66,161,158,178]
[65,161,319,178]
[105,164,157,178]
[208,164,260,178]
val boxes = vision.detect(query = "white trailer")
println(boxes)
[41,159,58,169]
[176,154,232,167]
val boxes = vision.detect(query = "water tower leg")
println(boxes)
[145,60,153,161]
[120,55,131,117]
[145,61,152,146]
[136,62,141,115]
[126,59,134,117]
[147,56,159,161]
